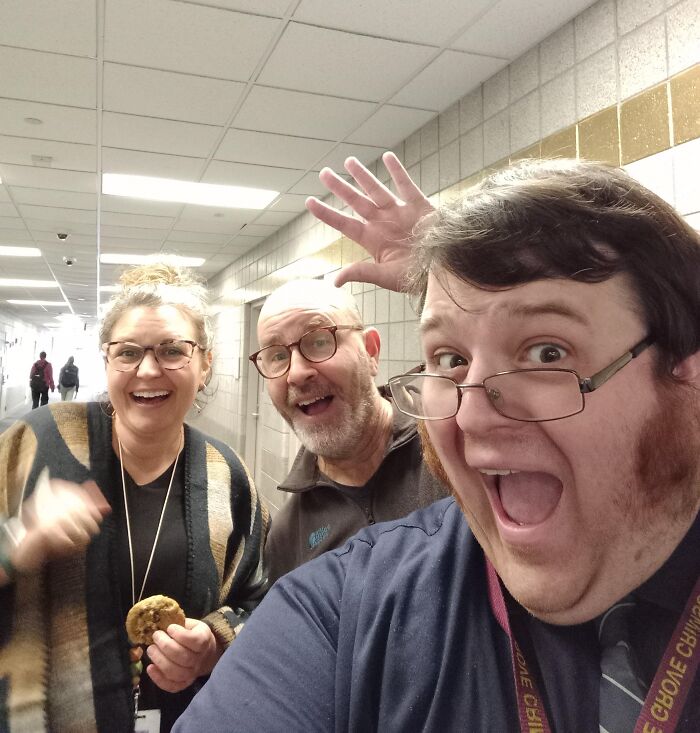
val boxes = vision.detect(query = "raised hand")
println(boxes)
[305,152,434,292]
[11,470,110,575]
[146,618,222,693]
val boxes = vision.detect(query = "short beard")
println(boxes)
[631,378,700,524]
[417,420,454,491]
[286,354,379,460]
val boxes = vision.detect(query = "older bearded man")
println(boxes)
[251,278,448,584]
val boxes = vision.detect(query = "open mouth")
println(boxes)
[297,395,333,416]
[131,390,171,405]
[479,468,563,526]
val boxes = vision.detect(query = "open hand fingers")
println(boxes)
[317,167,379,221]
[305,197,368,244]
[344,157,397,209]
[381,152,428,204]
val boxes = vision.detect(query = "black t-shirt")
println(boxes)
[115,459,192,732]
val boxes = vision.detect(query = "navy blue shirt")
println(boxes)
[174,499,699,732]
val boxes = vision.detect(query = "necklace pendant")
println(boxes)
[133,684,141,719]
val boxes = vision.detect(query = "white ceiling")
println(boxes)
[0,0,596,328]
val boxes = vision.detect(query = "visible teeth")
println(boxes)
[478,468,520,476]
[133,390,169,398]
[297,396,325,407]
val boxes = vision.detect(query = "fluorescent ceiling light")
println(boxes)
[6,299,66,306]
[99,285,120,292]
[100,253,205,267]
[0,246,41,257]
[0,278,58,288]
[102,173,278,209]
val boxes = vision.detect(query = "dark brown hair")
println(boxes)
[408,158,700,376]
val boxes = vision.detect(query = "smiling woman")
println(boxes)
[0,259,269,733]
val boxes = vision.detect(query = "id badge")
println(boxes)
[135,709,161,733]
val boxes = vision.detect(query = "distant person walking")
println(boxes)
[58,356,80,401]
[29,351,55,409]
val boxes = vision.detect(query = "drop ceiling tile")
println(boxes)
[167,230,232,245]
[253,210,297,226]
[104,0,280,80]
[0,0,96,57]
[26,219,95,236]
[101,194,182,217]
[451,0,597,59]
[0,136,95,172]
[33,232,94,247]
[391,50,507,112]
[177,205,256,225]
[346,105,436,147]
[288,171,329,196]
[103,64,245,126]
[235,86,376,139]
[293,0,498,45]
[100,211,174,229]
[160,240,222,256]
[239,224,277,238]
[0,203,18,217]
[171,218,245,235]
[258,23,434,102]
[0,228,33,241]
[0,101,96,145]
[0,164,97,192]
[100,236,165,250]
[12,188,97,210]
[202,160,303,190]
[0,188,10,203]
[18,205,96,225]
[318,142,385,170]
[187,0,290,14]
[102,113,222,158]
[99,224,166,240]
[216,129,334,169]
[101,148,205,180]
[268,193,309,212]
[0,47,96,108]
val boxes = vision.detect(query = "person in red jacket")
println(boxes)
[29,351,55,409]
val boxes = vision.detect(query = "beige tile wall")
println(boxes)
[191,0,700,483]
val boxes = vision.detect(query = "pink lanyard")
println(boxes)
[486,560,700,733]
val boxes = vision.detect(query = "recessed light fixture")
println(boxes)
[0,278,59,288]
[0,246,41,257]
[100,253,205,267]
[102,173,278,209]
[6,299,66,306]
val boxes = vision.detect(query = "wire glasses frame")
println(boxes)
[388,337,653,423]
[249,325,364,379]
[102,339,203,372]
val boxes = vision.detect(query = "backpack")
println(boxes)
[61,364,78,388]
[30,361,46,389]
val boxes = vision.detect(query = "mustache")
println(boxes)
[286,382,335,408]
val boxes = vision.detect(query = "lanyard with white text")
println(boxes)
[486,560,700,733]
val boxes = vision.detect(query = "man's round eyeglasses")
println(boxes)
[389,337,652,423]
[103,339,203,372]
[249,325,363,379]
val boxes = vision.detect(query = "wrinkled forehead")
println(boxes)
[258,304,355,344]
[259,280,361,334]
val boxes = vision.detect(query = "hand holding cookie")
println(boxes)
[145,618,222,693]
[126,594,186,646]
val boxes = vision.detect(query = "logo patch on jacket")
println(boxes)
[308,525,330,549]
